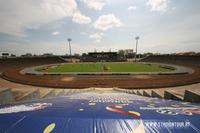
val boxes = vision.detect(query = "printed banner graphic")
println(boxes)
[0,93,199,133]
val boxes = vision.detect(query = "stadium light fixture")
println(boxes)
[135,36,140,62]
[67,38,72,62]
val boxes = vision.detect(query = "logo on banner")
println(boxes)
[140,107,200,116]
[0,103,52,114]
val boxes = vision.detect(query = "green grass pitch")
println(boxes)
[37,63,173,73]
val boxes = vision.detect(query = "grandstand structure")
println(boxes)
[0,56,66,72]
[0,55,200,105]
[81,52,126,62]
[142,55,200,66]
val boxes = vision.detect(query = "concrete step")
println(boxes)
[76,89,83,93]
[164,90,184,101]
[55,89,65,96]
[11,88,33,101]
[137,90,143,96]
[0,88,14,104]
[184,90,200,103]
[77,88,89,93]
[143,90,152,97]
[132,90,137,94]
[152,90,164,98]
[69,89,77,94]
[114,88,128,94]
[12,90,23,100]
[16,89,40,101]
[39,89,55,98]
[113,88,122,92]
[75,89,86,93]
[128,90,136,94]
[81,89,86,93]
[124,89,128,93]
[89,87,95,91]
[127,90,133,94]
[64,89,73,95]
[71,89,78,94]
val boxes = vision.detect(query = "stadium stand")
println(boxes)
[0,55,199,104]
[141,55,200,66]
[0,56,66,73]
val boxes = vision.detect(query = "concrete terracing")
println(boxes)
[0,77,200,104]
[114,83,200,103]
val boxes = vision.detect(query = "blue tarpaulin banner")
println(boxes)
[0,93,199,133]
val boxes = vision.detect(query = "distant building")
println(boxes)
[176,52,196,56]
[42,53,54,57]
[10,54,16,57]
[118,49,135,58]
[0,52,10,58]
[196,52,200,56]
[21,53,32,57]
[125,49,134,55]
[74,53,80,58]
[143,53,154,57]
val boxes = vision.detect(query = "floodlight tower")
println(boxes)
[67,38,72,62]
[134,36,139,62]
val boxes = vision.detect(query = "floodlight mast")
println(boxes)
[135,36,139,62]
[67,38,72,62]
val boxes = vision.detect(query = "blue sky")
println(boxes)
[0,0,200,55]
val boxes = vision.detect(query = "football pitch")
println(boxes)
[37,63,173,73]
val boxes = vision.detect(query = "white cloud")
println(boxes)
[72,12,91,24]
[128,6,137,11]
[0,0,91,36]
[94,14,122,31]
[89,32,104,43]
[52,31,60,35]
[80,0,108,11]
[147,0,169,12]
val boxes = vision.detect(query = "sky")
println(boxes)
[0,0,200,56]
